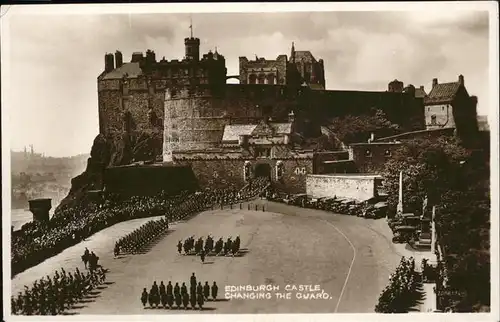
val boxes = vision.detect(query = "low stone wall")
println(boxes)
[104,164,199,196]
[306,174,382,201]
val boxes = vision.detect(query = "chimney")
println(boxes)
[470,95,478,106]
[420,85,424,90]
[104,53,114,73]
[432,78,438,88]
[458,74,464,85]
[146,49,156,63]
[131,52,144,63]
[115,51,123,68]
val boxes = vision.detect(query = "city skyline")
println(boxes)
[1,4,494,157]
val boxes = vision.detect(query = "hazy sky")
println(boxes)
[1,4,494,157]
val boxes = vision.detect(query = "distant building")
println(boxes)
[238,42,325,89]
[94,31,481,195]
[477,115,489,131]
[423,75,478,135]
[388,79,404,93]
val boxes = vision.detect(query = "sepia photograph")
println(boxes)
[1,2,498,321]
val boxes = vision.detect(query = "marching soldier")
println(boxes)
[11,296,18,315]
[175,291,182,309]
[197,282,203,296]
[211,281,218,301]
[203,281,210,301]
[167,281,173,296]
[190,291,197,309]
[174,282,180,297]
[200,249,206,264]
[141,288,148,307]
[197,291,204,310]
[182,291,190,309]
[83,248,90,269]
[190,273,197,289]
[114,243,120,257]
[159,281,166,296]
[151,281,159,295]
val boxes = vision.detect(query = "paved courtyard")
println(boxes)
[11,200,403,314]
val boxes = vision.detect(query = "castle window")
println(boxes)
[249,74,257,84]
[431,115,437,125]
[124,111,133,133]
[258,74,266,84]
[365,149,372,158]
[442,106,445,111]
[267,74,276,85]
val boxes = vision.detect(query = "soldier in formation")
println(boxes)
[140,273,219,310]
[13,177,271,279]
[114,218,169,255]
[11,266,107,315]
[178,235,241,257]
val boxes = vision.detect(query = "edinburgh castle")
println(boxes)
[61,32,480,206]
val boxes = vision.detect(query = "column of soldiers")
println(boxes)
[238,176,271,201]
[177,235,241,260]
[375,256,421,313]
[11,266,107,315]
[114,218,170,255]
[140,273,219,310]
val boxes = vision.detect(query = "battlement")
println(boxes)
[239,55,288,63]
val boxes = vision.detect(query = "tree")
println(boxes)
[327,108,401,145]
[382,136,470,216]
[382,135,490,312]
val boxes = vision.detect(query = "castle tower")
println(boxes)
[388,79,404,93]
[29,198,51,223]
[185,19,200,61]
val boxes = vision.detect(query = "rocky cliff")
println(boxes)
[54,130,162,214]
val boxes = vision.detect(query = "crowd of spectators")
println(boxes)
[11,266,107,315]
[12,178,271,277]
[11,192,190,276]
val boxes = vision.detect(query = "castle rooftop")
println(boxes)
[102,62,142,80]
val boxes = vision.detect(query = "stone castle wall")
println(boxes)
[348,142,402,174]
[174,153,313,194]
[98,79,426,163]
[306,174,381,201]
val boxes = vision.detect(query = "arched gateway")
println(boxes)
[254,163,272,178]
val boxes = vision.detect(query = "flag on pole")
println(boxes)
[189,15,193,38]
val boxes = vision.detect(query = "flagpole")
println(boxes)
[189,15,193,38]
